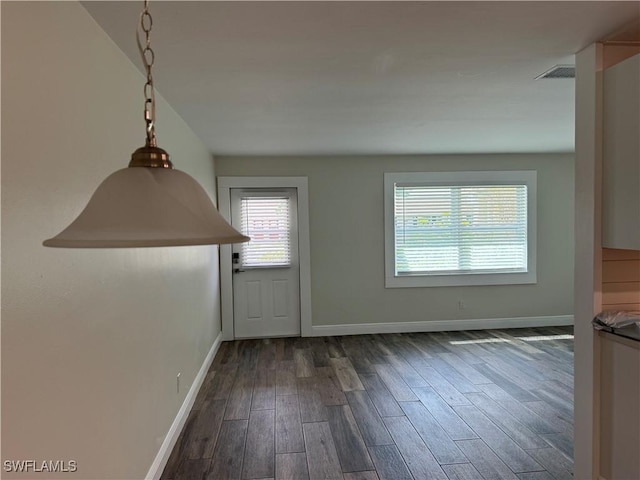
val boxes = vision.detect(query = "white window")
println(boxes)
[240,195,291,268]
[384,171,537,287]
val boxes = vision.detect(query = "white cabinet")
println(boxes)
[599,331,640,480]
[602,54,640,250]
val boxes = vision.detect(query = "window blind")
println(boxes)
[240,196,291,268]
[394,184,528,275]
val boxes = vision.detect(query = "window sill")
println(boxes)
[385,271,537,288]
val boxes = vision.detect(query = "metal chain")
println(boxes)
[137,0,157,146]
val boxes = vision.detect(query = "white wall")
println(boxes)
[217,154,574,330]
[2,3,220,478]
[573,43,603,480]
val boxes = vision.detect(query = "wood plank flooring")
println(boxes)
[161,326,574,480]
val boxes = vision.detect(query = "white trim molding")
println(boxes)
[146,333,223,480]
[311,315,573,337]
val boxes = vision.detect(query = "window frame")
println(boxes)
[384,171,537,288]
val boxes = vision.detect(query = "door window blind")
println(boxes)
[240,196,291,268]
[394,184,528,275]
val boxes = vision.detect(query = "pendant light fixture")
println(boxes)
[43,1,249,248]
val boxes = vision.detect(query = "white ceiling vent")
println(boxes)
[536,65,576,80]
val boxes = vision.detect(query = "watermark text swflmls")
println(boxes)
[3,460,77,473]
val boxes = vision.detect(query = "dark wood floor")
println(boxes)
[161,326,574,480]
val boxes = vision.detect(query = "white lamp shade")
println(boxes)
[43,167,249,248]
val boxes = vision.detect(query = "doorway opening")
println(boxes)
[218,177,312,340]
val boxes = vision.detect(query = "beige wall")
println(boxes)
[2,3,220,479]
[217,153,574,327]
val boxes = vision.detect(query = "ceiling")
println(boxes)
[83,1,639,156]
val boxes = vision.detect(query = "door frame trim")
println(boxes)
[218,176,312,340]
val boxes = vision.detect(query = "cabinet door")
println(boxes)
[599,332,640,480]
[603,53,640,250]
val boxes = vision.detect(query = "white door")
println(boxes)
[230,188,301,338]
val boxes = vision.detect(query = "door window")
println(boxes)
[239,196,291,268]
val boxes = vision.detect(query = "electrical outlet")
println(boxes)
[458,300,466,310]
[177,373,181,394]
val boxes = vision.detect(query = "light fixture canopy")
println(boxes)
[43,0,249,248]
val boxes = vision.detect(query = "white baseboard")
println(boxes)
[311,315,574,337]
[145,332,223,480]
